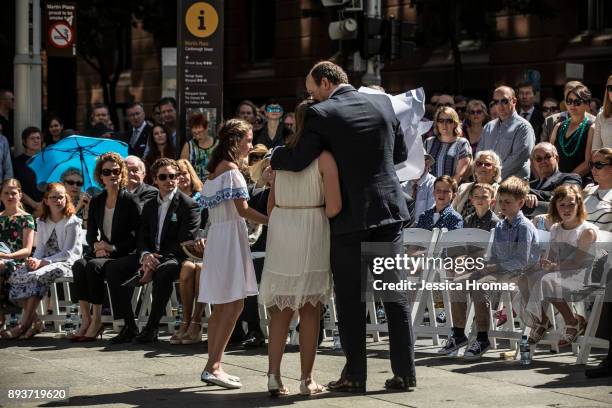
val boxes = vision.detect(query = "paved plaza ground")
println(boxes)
[1,331,611,408]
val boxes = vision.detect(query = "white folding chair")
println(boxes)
[576,230,611,363]
[421,228,494,345]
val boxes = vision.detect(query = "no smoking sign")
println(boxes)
[48,21,74,49]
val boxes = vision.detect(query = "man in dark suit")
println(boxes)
[117,102,151,157]
[523,142,581,216]
[517,81,545,137]
[106,158,200,343]
[124,155,158,209]
[271,61,415,392]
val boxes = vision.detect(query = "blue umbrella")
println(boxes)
[27,135,129,195]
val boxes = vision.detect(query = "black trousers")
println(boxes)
[106,254,180,329]
[331,222,415,382]
[72,257,115,305]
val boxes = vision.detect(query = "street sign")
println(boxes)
[177,0,224,148]
[45,2,76,57]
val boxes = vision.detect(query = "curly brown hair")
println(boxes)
[40,183,75,221]
[94,152,128,188]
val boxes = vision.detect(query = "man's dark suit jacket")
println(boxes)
[528,107,545,139]
[523,170,582,216]
[138,190,200,261]
[270,85,409,235]
[86,189,141,258]
[116,123,152,157]
[131,182,158,210]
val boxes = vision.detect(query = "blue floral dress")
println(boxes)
[0,214,35,276]
[8,230,73,301]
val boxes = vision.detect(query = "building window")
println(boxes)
[249,0,275,64]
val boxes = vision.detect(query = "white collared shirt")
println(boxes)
[520,105,535,121]
[129,121,147,146]
[156,188,177,250]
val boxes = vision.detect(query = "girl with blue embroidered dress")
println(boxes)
[198,119,268,389]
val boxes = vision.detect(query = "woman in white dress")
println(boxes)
[516,184,597,347]
[198,119,268,389]
[259,99,342,396]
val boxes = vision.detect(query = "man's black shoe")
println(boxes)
[327,377,366,394]
[384,376,415,391]
[585,358,611,379]
[241,331,265,348]
[133,327,158,344]
[109,326,139,344]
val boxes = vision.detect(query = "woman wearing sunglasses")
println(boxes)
[592,75,612,151]
[71,153,140,342]
[584,148,612,379]
[452,150,501,217]
[462,100,490,154]
[550,84,595,177]
[253,100,292,149]
[61,168,90,227]
[425,106,472,184]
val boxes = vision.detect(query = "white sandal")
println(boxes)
[558,315,586,348]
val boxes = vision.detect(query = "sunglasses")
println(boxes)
[491,98,510,106]
[64,180,84,187]
[606,85,612,92]
[475,161,494,169]
[534,154,554,163]
[436,118,454,125]
[589,161,611,170]
[101,168,121,177]
[542,106,559,113]
[157,173,177,181]
[566,98,585,107]
[266,105,283,113]
[469,110,484,115]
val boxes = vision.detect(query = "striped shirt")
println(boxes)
[477,111,535,180]
[584,185,612,232]
[424,136,471,178]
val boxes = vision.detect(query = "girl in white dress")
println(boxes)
[517,184,597,346]
[198,119,268,389]
[259,100,342,396]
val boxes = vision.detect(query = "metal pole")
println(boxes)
[14,0,42,156]
[361,0,381,86]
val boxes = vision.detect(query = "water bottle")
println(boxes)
[519,335,531,365]
[332,327,342,350]
[376,305,387,323]
[174,305,183,332]
[8,313,19,328]
[64,311,75,337]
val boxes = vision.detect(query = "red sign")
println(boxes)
[45,2,76,57]
[48,21,74,49]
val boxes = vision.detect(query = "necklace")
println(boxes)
[557,116,589,158]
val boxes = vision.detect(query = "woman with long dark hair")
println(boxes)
[144,124,176,183]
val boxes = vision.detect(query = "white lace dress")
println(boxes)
[259,159,332,310]
[198,169,258,304]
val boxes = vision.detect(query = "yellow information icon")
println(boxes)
[185,2,219,38]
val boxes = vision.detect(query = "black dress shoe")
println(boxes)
[327,377,366,393]
[384,375,415,391]
[241,331,265,348]
[109,326,139,344]
[133,327,158,344]
[585,358,612,379]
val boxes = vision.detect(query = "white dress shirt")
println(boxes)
[156,188,177,250]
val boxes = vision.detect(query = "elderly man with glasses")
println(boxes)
[523,142,581,216]
[477,86,536,180]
